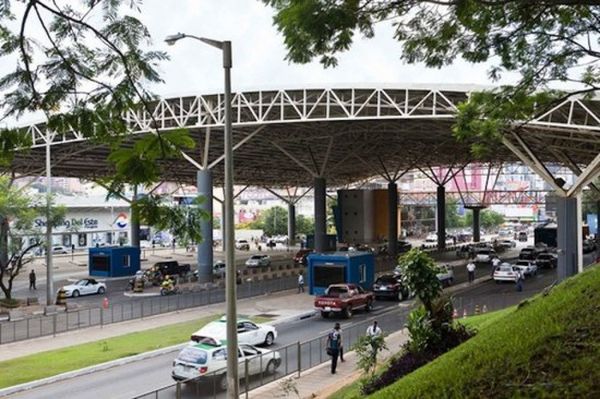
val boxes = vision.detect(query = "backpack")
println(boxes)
[327,331,339,352]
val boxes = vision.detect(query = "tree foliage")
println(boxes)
[0,1,201,246]
[0,176,66,300]
[396,248,441,312]
[264,0,600,153]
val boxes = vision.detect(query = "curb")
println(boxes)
[445,275,492,295]
[269,310,317,327]
[0,343,187,398]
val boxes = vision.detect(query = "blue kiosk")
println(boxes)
[88,246,141,277]
[306,251,375,295]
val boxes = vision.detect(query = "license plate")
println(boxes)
[325,306,331,312]
[380,286,387,291]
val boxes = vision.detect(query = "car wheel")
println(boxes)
[321,311,330,319]
[264,332,275,346]
[266,359,278,375]
[344,306,353,319]
[72,290,80,298]
[97,286,105,294]
[365,300,373,312]
[218,374,228,391]
[402,289,409,300]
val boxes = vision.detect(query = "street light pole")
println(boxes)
[45,141,54,306]
[165,33,238,397]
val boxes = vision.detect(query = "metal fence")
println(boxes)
[132,306,409,399]
[0,277,298,345]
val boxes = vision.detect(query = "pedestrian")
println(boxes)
[326,323,342,374]
[337,323,345,362]
[491,256,501,276]
[516,269,523,292]
[297,272,305,293]
[467,261,476,283]
[366,320,383,362]
[29,269,36,290]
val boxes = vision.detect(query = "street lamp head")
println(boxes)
[164,33,186,46]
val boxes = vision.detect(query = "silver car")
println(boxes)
[245,255,271,267]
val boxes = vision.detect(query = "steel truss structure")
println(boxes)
[399,190,548,206]
[7,85,600,187]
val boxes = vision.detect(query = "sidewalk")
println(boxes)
[0,289,314,362]
[246,329,410,399]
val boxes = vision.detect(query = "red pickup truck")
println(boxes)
[314,283,375,318]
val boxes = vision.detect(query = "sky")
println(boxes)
[0,0,525,128]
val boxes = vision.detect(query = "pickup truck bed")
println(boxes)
[314,283,374,319]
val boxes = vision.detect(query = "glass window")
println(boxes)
[359,264,366,283]
[241,345,259,356]
[177,347,208,364]
[313,264,345,287]
[123,255,130,267]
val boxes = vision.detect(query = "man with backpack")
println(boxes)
[326,323,342,374]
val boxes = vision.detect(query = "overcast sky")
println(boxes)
[2,0,527,126]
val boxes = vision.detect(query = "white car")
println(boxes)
[513,260,538,277]
[245,254,271,267]
[493,263,521,283]
[52,245,69,254]
[475,249,496,263]
[61,278,106,297]
[425,233,437,243]
[191,317,278,346]
[436,264,454,286]
[235,240,251,250]
[172,339,281,390]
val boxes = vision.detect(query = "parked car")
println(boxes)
[583,239,596,254]
[293,249,312,265]
[425,233,437,243]
[152,260,191,277]
[475,249,496,263]
[171,339,281,390]
[245,254,271,267]
[396,240,413,253]
[493,263,521,283]
[61,278,106,297]
[535,253,557,269]
[212,261,226,277]
[517,231,528,242]
[235,240,251,250]
[497,239,517,249]
[519,246,545,260]
[314,283,375,319]
[513,260,538,277]
[191,316,277,346]
[436,264,455,286]
[52,245,69,254]
[373,274,409,301]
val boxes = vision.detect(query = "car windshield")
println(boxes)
[376,276,397,284]
[327,287,348,296]
[250,256,261,260]
[478,250,490,255]
[538,255,551,259]
[521,248,534,253]
[516,261,529,266]
[498,266,512,272]
[75,280,87,285]
[177,347,208,365]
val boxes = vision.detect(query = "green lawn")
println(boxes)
[327,308,513,399]
[0,314,271,389]
[367,266,600,398]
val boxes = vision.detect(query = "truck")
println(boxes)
[314,283,375,319]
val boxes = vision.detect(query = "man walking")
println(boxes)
[491,256,501,277]
[326,323,342,374]
[516,269,524,292]
[467,260,476,283]
[29,269,36,290]
[297,272,304,293]
[366,320,383,362]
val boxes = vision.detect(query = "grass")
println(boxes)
[327,308,513,399]
[0,314,271,389]
[366,266,600,399]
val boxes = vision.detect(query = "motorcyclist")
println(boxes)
[161,275,174,293]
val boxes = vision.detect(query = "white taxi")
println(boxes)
[191,317,278,346]
[493,263,521,283]
[171,337,281,390]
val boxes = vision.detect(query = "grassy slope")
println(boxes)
[371,266,600,399]
[0,315,271,389]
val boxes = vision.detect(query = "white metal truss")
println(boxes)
[400,190,549,206]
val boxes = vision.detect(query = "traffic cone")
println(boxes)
[463,309,467,319]
[482,305,488,313]
[453,309,458,319]
[475,304,480,315]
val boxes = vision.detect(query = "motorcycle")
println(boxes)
[160,285,180,296]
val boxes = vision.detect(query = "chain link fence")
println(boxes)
[0,277,298,345]
[132,306,408,399]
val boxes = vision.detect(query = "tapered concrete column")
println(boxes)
[314,177,327,253]
[288,203,296,247]
[472,208,481,243]
[596,200,600,238]
[388,182,398,259]
[557,196,580,280]
[130,185,140,248]
[197,170,213,282]
[436,185,446,250]
[221,201,226,250]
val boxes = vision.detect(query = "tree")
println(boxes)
[296,214,315,235]
[445,198,464,229]
[480,210,505,229]
[0,176,65,301]
[251,206,289,236]
[0,1,201,244]
[263,1,600,153]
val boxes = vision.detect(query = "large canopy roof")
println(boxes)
[8,85,600,187]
